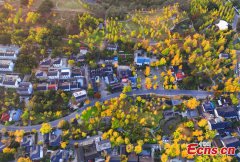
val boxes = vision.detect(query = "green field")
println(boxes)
[32,0,88,12]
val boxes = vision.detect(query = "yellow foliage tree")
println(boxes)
[159,58,167,66]
[14,130,25,143]
[60,141,68,149]
[134,145,142,154]
[26,12,39,24]
[224,78,240,92]
[40,123,52,134]
[161,153,168,162]
[184,98,200,109]
[145,77,152,89]
[198,119,207,127]
[145,66,151,76]
[18,157,32,162]
[3,147,16,154]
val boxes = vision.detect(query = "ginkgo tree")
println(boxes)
[78,94,174,155]
[40,123,52,134]
[184,98,200,110]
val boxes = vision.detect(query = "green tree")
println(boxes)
[15,54,38,74]
[87,88,94,98]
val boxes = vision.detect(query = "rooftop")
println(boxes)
[40,58,52,66]
[73,90,87,98]
[50,150,69,162]
[1,112,10,122]
[52,58,62,65]
[30,145,43,160]
[36,84,48,91]
[221,136,240,148]
[202,101,215,114]
[215,106,238,118]
[0,44,20,54]
[0,60,13,67]
[136,57,150,64]
[209,120,232,130]
[3,75,20,85]
[48,71,59,77]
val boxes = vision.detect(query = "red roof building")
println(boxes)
[176,72,185,81]
[48,84,58,91]
[1,112,10,122]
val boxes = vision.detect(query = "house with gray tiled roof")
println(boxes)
[60,68,71,80]
[50,150,70,162]
[52,58,63,68]
[17,82,33,96]
[0,60,14,72]
[47,70,60,80]
[35,70,47,80]
[214,106,239,120]
[36,83,48,91]
[20,134,35,148]
[49,129,62,147]
[0,44,20,60]
[39,58,52,70]
[221,136,240,148]
[30,145,44,161]
[2,74,21,88]
[106,43,118,51]
[58,82,71,91]
[76,142,100,162]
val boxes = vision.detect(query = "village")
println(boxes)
[0,0,239,162]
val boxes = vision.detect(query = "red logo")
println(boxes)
[187,143,236,155]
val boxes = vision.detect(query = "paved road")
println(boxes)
[233,12,239,31]
[237,50,240,77]
[0,89,214,132]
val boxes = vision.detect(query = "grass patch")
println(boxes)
[81,106,98,121]
[56,0,87,11]
[162,115,182,135]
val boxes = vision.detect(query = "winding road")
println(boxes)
[0,89,214,132]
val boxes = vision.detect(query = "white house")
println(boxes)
[96,140,111,152]
[219,53,230,59]
[58,82,71,91]
[106,43,118,51]
[0,60,14,72]
[17,82,33,96]
[73,90,87,102]
[0,45,20,60]
[35,70,47,80]
[80,47,88,55]
[60,68,71,79]
[52,58,63,68]
[39,58,52,70]
[2,74,21,88]
[47,71,60,80]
